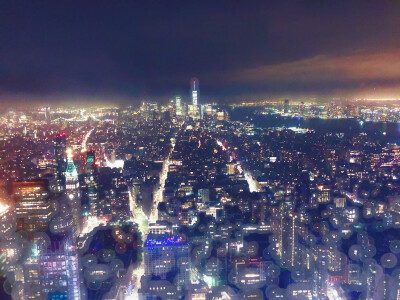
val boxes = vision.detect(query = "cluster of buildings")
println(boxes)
[2,88,400,299]
[235,99,400,122]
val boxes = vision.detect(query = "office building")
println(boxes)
[144,233,190,292]
[12,180,52,232]
[86,151,99,218]
[175,96,182,117]
[284,99,289,114]
[65,150,81,234]
[191,78,199,105]
[38,236,81,299]
[55,132,67,191]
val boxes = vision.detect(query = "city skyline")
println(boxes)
[3,2,400,299]
[2,93,400,299]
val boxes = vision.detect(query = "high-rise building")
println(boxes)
[140,102,159,121]
[85,150,96,175]
[86,151,99,218]
[144,231,190,292]
[45,106,51,125]
[55,133,67,191]
[12,180,52,232]
[66,151,79,191]
[188,104,200,120]
[284,99,290,114]
[191,78,199,105]
[226,163,236,175]
[175,96,182,117]
[198,189,210,203]
[65,150,81,234]
[38,237,81,300]
[111,186,131,221]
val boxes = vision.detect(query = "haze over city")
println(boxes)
[3,2,400,300]
[1,1,400,106]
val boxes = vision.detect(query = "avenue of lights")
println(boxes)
[4,87,400,299]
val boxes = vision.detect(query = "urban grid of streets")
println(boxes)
[121,130,263,298]
[126,134,177,298]
[4,100,400,299]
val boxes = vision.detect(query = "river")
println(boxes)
[229,107,400,143]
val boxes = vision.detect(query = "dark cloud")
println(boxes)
[0,0,400,104]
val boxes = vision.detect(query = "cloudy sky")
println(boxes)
[1,0,400,104]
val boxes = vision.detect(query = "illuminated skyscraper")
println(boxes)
[284,99,290,114]
[38,236,81,299]
[86,151,99,218]
[175,96,182,117]
[144,232,190,293]
[55,132,67,191]
[191,78,199,105]
[85,150,96,175]
[66,151,79,191]
[65,150,81,234]
[45,106,51,125]
[188,104,200,120]
[111,186,131,221]
[12,180,52,232]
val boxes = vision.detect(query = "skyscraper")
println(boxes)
[38,236,81,299]
[55,132,67,191]
[86,151,99,218]
[188,104,200,120]
[175,96,182,117]
[144,231,190,292]
[45,106,51,125]
[191,78,199,105]
[284,99,290,114]
[66,151,79,191]
[12,180,52,232]
[85,150,96,175]
[65,150,81,234]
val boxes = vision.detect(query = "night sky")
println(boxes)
[1,0,400,105]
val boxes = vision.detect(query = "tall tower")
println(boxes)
[175,96,182,117]
[12,180,52,232]
[86,151,99,218]
[144,231,190,293]
[65,150,79,191]
[44,106,51,125]
[65,149,81,234]
[85,150,96,175]
[55,132,67,191]
[38,236,81,299]
[284,99,290,114]
[191,78,199,105]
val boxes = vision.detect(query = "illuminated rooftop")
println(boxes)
[144,236,186,248]
[0,203,10,215]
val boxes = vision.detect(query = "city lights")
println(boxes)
[2,1,400,299]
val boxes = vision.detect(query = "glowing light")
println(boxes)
[217,140,227,151]
[81,128,94,153]
[0,203,9,214]
[216,139,260,192]
[66,148,73,159]
[144,236,185,248]
[244,273,259,278]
